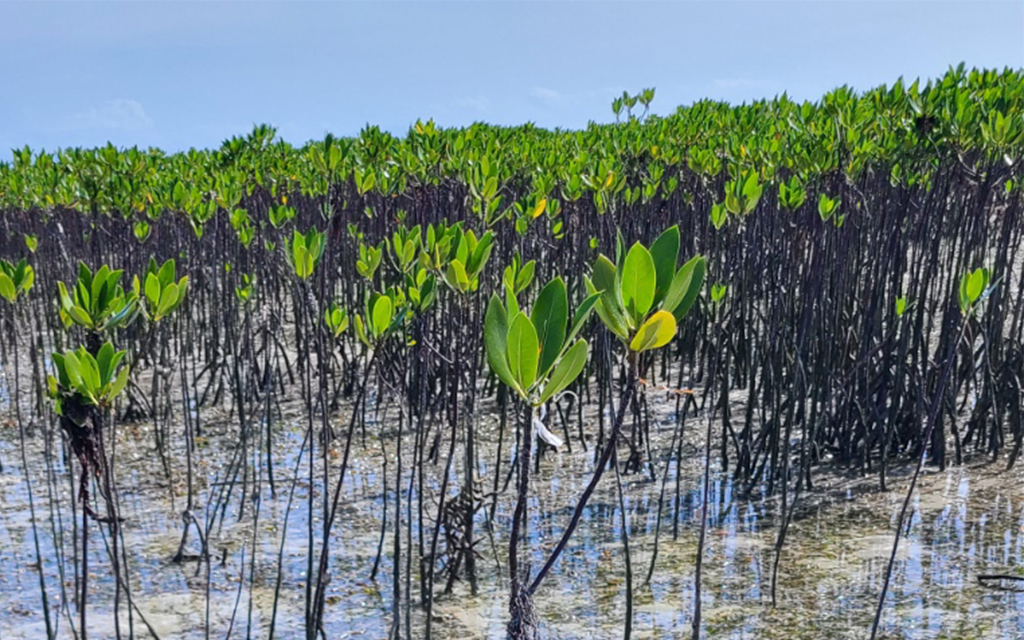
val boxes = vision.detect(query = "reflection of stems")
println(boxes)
[309,353,376,637]
[692,343,717,640]
[527,352,638,595]
[81,498,88,640]
[870,317,968,640]
[612,445,633,640]
[6,312,55,639]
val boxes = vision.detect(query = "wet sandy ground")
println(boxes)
[0,380,1022,639]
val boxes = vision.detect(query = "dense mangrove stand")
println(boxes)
[0,66,1022,639]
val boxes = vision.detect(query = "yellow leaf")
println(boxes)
[629,310,677,352]
[604,172,614,188]
[532,198,547,219]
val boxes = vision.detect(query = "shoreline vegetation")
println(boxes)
[0,65,1022,638]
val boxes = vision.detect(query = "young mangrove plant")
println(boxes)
[484,272,597,639]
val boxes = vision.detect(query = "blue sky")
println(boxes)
[1,1,1021,153]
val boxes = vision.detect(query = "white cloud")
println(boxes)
[66,99,153,131]
[528,86,563,103]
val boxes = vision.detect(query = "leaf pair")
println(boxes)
[268,204,295,229]
[354,292,400,347]
[484,276,596,406]
[958,267,993,314]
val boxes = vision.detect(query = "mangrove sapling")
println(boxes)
[483,273,597,639]
[52,263,139,639]
[870,267,996,640]
[524,226,705,637]
[51,259,188,638]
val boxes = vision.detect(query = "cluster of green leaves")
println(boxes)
[817,194,844,227]
[323,302,350,338]
[612,88,656,121]
[234,273,256,304]
[287,227,326,280]
[57,263,140,332]
[421,223,494,294]
[354,290,401,347]
[484,276,597,407]
[49,342,130,423]
[587,226,705,353]
[2,67,1017,239]
[142,258,189,322]
[0,258,34,303]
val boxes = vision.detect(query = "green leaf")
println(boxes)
[51,353,70,389]
[621,242,656,323]
[19,265,34,293]
[895,297,908,317]
[663,255,706,321]
[63,351,85,394]
[354,315,370,347]
[587,274,629,340]
[539,339,589,404]
[176,276,189,306]
[565,291,600,347]
[295,246,314,279]
[531,277,568,378]
[69,305,94,329]
[507,312,539,391]
[514,260,535,293]
[0,273,14,302]
[484,294,518,392]
[629,310,677,352]
[108,350,126,385]
[966,269,984,303]
[91,265,110,312]
[157,283,179,317]
[372,295,393,337]
[78,262,93,292]
[446,259,470,292]
[505,282,520,318]
[649,226,679,306]
[145,272,160,307]
[79,351,101,395]
[158,259,176,288]
[109,364,130,400]
[469,232,494,275]
[96,342,114,385]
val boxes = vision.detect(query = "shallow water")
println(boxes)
[0,391,1022,639]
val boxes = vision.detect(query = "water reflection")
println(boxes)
[0,411,1022,639]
